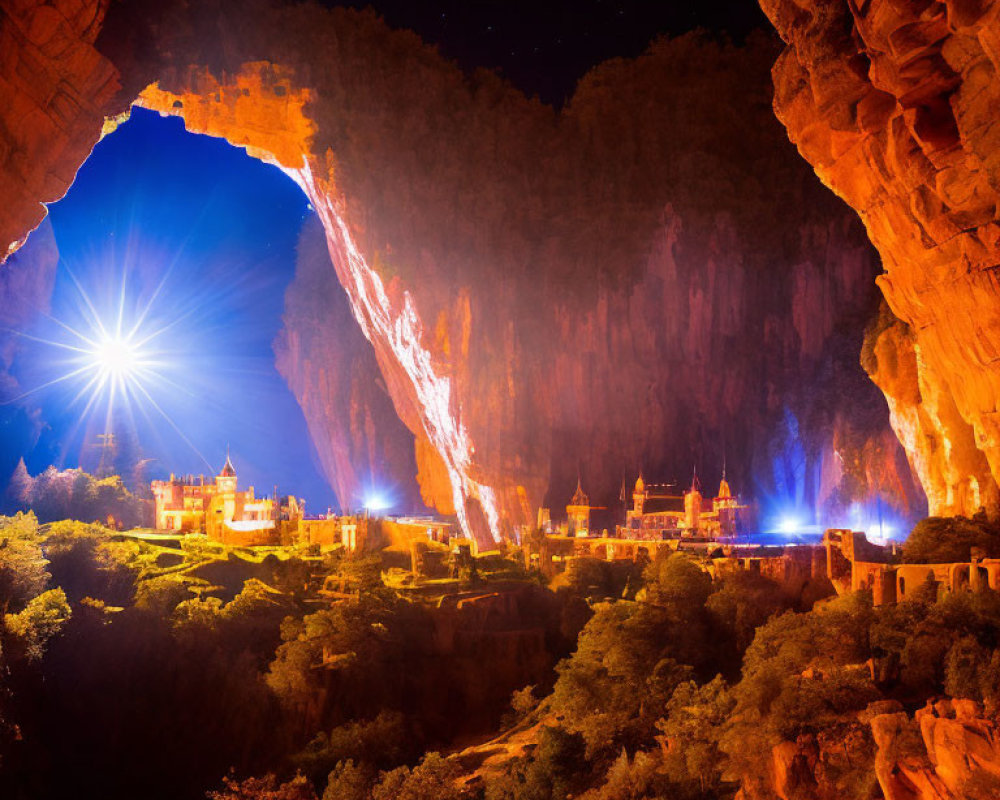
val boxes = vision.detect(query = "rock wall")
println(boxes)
[274,216,424,513]
[762,0,1000,517]
[456,696,1000,800]
[0,0,122,258]
[0,0,925,542]
[736,698,1000,800]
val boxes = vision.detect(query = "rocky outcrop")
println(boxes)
[737,698,1000,800]
[0,0,925,542]
[762,0,1000,517]
[274,216,423,513]
[0,0,122,258]
[870,699,1000,800]
[864,304,995,518]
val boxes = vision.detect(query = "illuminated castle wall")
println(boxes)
[151,453,298,543]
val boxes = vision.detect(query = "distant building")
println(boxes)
[151,452,301,544]
[299,514,365,550]
[820,528,1000,606]
[566,479,591,537]
[624,470,744,539]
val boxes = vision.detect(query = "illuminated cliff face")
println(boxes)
[136,65,504,541]
[762,0,1000,517]
[0,0,926,541]
[273,217,424,514]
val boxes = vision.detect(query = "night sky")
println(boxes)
[331,0,771,104]
[4,0,774,514]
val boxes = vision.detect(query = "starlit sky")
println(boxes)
[9,108,337,511]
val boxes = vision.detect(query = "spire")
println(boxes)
[690,465,701,492]
[570,478,589,507]
[220,446,236,478]
[634,470,645,493]
[718,456,731,498]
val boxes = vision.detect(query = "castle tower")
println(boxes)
[713,468,740,536]
[216,449,237,494]
[632,472,646,516]
[567,479,591,537]
[684,470,702,531]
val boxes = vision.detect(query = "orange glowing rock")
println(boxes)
[763,0,1000,516]
[0,0,121,256]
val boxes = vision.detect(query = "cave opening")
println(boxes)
[4,105,421,517]
[0,3,941,547]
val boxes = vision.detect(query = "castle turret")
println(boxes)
[632,472,646,516]
[684,471,702,531]
[713,469,740,536]
[216,450,237,494]
[567,479,591,537]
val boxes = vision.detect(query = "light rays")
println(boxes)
[0,106,336,512]
[7,262,214,474]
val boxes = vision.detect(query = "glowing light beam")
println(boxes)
[9,266,215,472]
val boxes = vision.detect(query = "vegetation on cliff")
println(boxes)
[2,461,150,527]
[5,507,1000,799]
[903,514,1000,563]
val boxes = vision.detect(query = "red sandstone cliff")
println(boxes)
[0,0,925,541]
[274,216,424,513]
[0,0,121,258]
[762,0,1000,519]
[746,698,1000,800]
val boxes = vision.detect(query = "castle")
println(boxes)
[151,452,302,544]
[623,471,743,539]
[548,469,746,541]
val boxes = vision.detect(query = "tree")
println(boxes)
[10,465,149,527]
[642,552,713,613]
[549,600,695,754]
[582,749,664,800]
[208,773,317,800]
[506,685,539,725]
[371,753,468,800]
[482,727,589,800]
[0,512,49,611]
[4,458,33,511]
[707,571,793,665]
[556,557,611,600]
[904,515,1000,562]
[3,587,71,660]
[133,574,194,616]
[657,676,733,794]
[296,711,412,784]
[322,760,374,800]
[720,593,879,783]
[944,636,990,701]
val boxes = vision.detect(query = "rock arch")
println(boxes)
[2,3,505,542]
[1,0,927,545]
